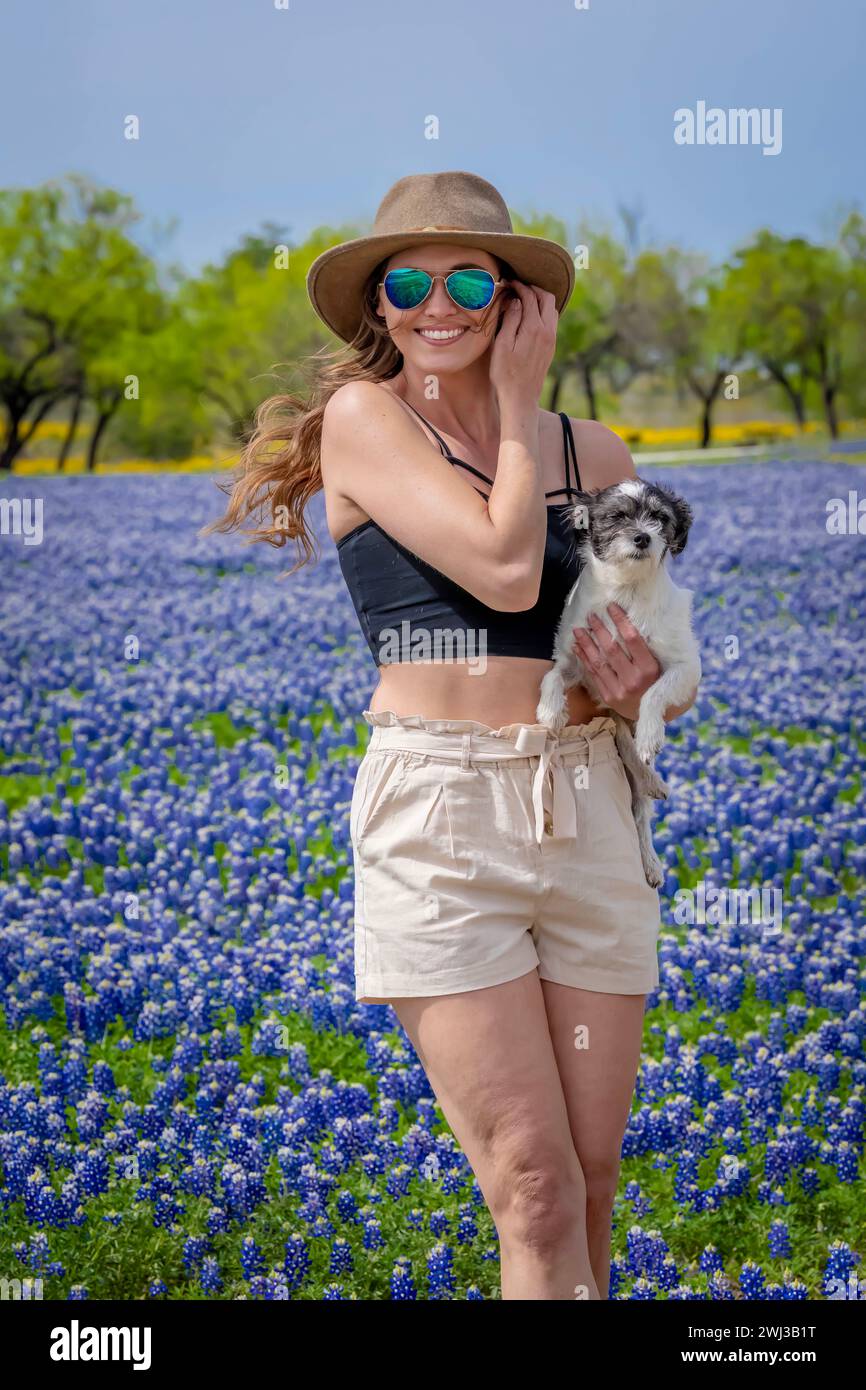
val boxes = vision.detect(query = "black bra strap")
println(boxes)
[399,397,451,456]
[558,412,582,495]
[399,397,495,486]
[449,457,495,487]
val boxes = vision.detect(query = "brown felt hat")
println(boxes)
[306,170,575,343]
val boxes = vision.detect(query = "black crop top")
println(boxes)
[334,401,583,665]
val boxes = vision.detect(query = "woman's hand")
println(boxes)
[571,603,661,721]
[489,281,558,409]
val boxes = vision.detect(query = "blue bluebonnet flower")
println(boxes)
[362,1217,385,1251]
[609,1256,626,1299]
[199,1256,222,1294]
[821,1241,861,1298]
[329,1237,353,1276]
[429,1209,449,1238]
[427,1242,455,1300]
[240,1236,265,1279]
[768,1219,791,1258]
[739,1260,766,1299]
[283,1234,311,1290]
[699,1244,723,1275]
[456,1205,478,1244]
[390,1258,416,1300]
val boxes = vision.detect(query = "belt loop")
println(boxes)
[460,732,471,770]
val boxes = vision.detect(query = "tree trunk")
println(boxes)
[0,418,23,471]
[58,387,84,471]
[548,370,564,413]
[85,387,124,471]
[86,411,111,472]
[700,399,712,448]
[763,360,806,428]
[582,362,598,421]
[812,341,840,440]
[689,370,725,448]
[0,393,61,470]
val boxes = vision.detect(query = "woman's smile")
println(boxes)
[414,326,468,343]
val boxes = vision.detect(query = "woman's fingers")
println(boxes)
[606,602,657,674]
[584,612,633,679]
[507,279,542,324]
[494,294,521,346]
[572,624,616,677]
[572,628,617,700]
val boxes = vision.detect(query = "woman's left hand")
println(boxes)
[571,602,661,721]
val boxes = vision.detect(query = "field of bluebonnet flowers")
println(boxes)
[0,460,864,1301]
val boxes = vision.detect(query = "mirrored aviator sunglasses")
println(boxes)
[380,266,503,312]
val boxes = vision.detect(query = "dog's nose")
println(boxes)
[633,531,651,549]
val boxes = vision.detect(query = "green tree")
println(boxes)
[0,186,77,469]
[721,229,858,437]
[0,176,165,470]
[554,223,629,419]
[616,247,744,447]
[171,225,330,442]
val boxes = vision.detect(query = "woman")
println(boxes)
[212,170,698,1301]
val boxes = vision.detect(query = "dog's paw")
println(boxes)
[536,701,569,732]
[642,767,669,800]
[642,849,665,889]
[635,718,665,765]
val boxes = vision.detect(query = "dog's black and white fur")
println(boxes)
[536,478,701,888]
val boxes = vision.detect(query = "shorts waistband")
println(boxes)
[361,710,618,843]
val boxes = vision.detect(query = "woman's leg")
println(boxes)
[539,982,647,1298]
[392,968,601,1301]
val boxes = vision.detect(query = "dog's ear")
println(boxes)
[567,489,598,538]
[656,485,694,555]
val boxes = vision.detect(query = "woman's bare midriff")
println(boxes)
[368,655,604,728]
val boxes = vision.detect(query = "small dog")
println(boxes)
[536,478,701,888]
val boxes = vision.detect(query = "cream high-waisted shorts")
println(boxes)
[349,709,662,1004]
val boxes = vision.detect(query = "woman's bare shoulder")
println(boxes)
[322,378,400,429]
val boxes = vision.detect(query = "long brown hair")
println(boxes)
[204,254,513,574]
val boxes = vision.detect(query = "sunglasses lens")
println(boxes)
[446,269,496,309]
[383,268,432,310]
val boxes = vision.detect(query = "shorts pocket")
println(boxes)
[350,752,407,847]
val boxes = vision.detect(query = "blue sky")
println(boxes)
[1,0,863,272]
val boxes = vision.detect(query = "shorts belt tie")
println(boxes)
[514,727,583,843]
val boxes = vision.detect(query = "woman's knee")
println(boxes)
[491,1144,587,1253]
